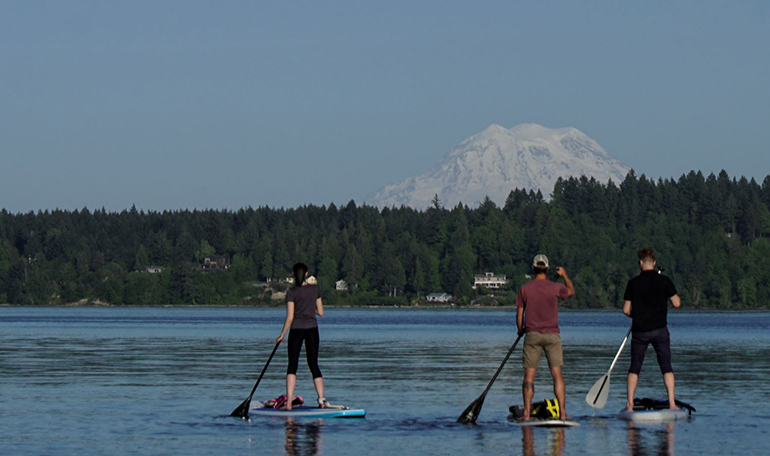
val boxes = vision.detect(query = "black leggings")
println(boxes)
[287,327,323,379]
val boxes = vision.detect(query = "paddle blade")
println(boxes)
[457,395,486,425]
[230,397,251,418]
[585,373,611,409]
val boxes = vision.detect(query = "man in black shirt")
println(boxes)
[623,247,681,412]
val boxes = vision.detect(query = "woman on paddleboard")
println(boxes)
[276,262,328,410]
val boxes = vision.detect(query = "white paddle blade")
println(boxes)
[585,373,611,409]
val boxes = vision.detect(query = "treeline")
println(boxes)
[1,170,770,308]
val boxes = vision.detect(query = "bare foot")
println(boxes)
[520,414,531,422]
[669,406,681,411]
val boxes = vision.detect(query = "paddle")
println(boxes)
[457,333,524,424]
[231,341,281,418]
[585,326,632,409]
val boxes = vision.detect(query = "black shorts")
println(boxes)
[287,326,322,379]
[629,326,673,375]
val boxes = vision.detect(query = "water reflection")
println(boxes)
[4,308,770,455]
[626,422,675,456]
[284,418,322,456]
[521,427,566,456]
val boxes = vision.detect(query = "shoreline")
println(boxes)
[0,303,766,311]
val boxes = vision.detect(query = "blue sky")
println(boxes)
[2,1,768,212]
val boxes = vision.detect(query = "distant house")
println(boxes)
[285,275,318,285]
[145,266,163,274]
[426,292,453,303]
[473,272,507,289]
[335,280,349,291]
[202,255,230,272]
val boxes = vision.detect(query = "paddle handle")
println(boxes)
[607,326,632,373]
[246,341,281,401]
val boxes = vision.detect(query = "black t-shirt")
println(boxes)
[285,285,321,329]
[623,270,677,332]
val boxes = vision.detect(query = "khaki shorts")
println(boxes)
[522,332,563,369]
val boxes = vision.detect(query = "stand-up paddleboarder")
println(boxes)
[276,262,328,410]
[516,254,575,421]
[623,247,681,411]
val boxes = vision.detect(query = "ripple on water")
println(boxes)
[1,308,769,455]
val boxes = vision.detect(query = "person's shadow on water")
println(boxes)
[284,418,323,456]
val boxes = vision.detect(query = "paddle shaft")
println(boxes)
[608,326,632,373]
[245,342,280,402]
[457,329,525,423]
[480,333,524,399]
[588,326,631,407]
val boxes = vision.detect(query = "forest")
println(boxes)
[1,170,770,309]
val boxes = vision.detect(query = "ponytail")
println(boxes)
[292,262,308,288]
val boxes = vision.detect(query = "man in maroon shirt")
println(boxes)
[516,254,575,420]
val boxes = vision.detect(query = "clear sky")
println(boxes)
[2,1,768,212]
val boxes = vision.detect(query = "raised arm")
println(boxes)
[556,267,575,298]
[276,301,295,343]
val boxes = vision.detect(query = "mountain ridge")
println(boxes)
[367,123,630,209]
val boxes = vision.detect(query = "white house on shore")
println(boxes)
[426,292,453,303]
[284,276,318,285]
[335,280,349,291]
[473,272,507,289]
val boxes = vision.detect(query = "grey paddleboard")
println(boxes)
[617,409,689,422]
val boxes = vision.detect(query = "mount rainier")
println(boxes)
[366,123,630,210]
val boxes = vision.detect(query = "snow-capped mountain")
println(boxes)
[367,123,630,209]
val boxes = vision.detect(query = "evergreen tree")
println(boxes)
[318,257,338,302]
[1,170,769,308]
[260,252,274,281]
[195,240,216,262]
[377,244,406,297]
[134,245,150,271]
[341,244,363,287]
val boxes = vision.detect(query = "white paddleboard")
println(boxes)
[617,409,689,422]
[248,405,365,418]
[507,416,579,427]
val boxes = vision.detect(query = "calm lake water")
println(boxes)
[1,307,769,455]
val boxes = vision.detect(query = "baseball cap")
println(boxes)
[532,254,549,268]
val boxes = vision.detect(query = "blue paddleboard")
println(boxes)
[249,405,366,418]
